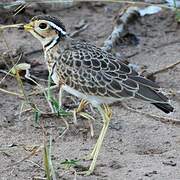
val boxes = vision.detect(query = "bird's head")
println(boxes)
[23,15,66,49]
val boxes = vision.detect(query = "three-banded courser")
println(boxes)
[23,15,174,175]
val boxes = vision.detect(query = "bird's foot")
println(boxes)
[73,99,89,124]
[71,99,95,136]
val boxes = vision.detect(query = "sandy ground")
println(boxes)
[0,2,180,180]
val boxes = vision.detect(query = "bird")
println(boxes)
[23,15,174,175]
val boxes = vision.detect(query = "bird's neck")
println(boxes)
[43,35,60,52]
[44,44,59,73]
[44,35,72,74]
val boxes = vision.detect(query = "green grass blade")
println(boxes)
[43,145,51,180]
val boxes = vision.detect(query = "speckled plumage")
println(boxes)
[24,14,173,113]
[45,37,173,111]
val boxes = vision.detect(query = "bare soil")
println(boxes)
[1,2,180,180]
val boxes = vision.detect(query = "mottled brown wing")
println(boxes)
[57,41,169,103]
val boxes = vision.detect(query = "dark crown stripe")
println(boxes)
[31,15,66,32]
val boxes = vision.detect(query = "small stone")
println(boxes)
[163,160,177,166]
[144,171,158,177]
[109,161,122,169]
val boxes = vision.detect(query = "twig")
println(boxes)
[0,87,23,97]
[13,3,31,16]
[28,85,58,96]
[0,24,23,29]
[1,146,42,173]
[0,1,25,10]
[25,159,44,171]
[83,0,175,9]
[24,49,43,56]
[153,39,180,49]
[102,6,140,52]
[31,177,46,180]
[30,75,48,82]
[0,52,23,85]
[88,120,94,137]
[148,60,180,76]
[70,24,89,38]
[15,108,32,116]
[1,31,18,68]
[18,101,24,120]
[0,143,18,151]
[122,103,180,126]
[9,146,42,167]
[54,125,69,141]
[0,69,47,84]
[0,69,14,77]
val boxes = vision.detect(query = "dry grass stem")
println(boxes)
[0,24,23,29]
[0,53,23,84]
[149,60,180,76]
[1,146,42,173]
[122,103,180,125]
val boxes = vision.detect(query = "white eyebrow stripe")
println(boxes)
[47,21,66,35]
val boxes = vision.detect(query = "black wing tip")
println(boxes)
[152,102,174,114]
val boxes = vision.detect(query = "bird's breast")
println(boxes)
[44,50,60,85]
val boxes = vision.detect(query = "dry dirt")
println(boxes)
[1,2,180,180]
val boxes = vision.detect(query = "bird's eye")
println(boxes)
[39,23,47,29]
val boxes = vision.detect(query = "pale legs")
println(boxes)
[80,104,112,175]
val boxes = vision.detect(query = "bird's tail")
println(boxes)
[133,80,174,114]
[151,102,174,114]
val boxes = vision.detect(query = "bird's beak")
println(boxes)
[23,23,33,31]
